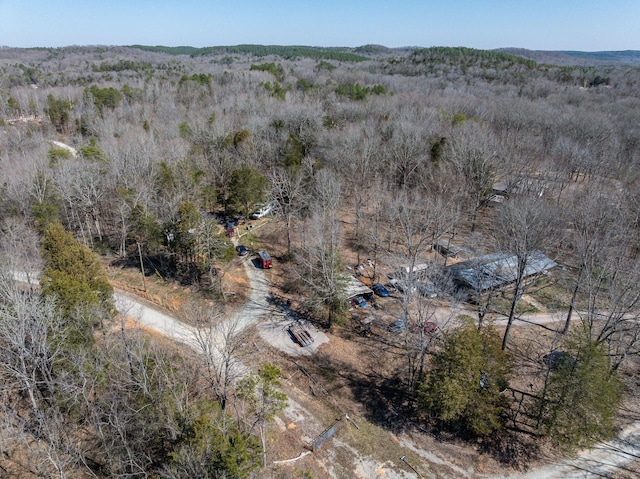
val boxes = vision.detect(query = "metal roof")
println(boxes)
[345,276,374,298]
[448,251,557,291]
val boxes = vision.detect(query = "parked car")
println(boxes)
[388,278,417,294]
[236,245,248,256]
[351,296,367,307]
[543,350,578,371]
[388,318,406,333]
[371,283,389,297]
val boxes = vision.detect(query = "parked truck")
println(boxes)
[257,250,272,269]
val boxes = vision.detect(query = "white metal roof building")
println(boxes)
[448,251,557,292]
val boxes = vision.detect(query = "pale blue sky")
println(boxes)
[1,0,638,51]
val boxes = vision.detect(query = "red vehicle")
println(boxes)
[409,321,438,335]
[257,250,272,269]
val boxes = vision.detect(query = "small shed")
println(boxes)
[492,181,510,197]
[492,177,546,198]
[393,262,438,281]
[433,240,464,259]
[345,276,373,300]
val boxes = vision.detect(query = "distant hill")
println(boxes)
[411,46,537,68]
[104,44,640,67]
[497,48,640,66]
[129,44,371,62]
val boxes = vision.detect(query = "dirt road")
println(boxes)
[507,422,640,479]
[115,252,273,352]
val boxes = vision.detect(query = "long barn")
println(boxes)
[448,251,557,293]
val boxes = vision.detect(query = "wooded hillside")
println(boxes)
[1,44,640,478]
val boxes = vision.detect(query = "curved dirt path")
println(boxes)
[13,257,272,354]
[115,252,272,351]
[432,302,566,330]
[506,422,640,479]
[115,291,197,346]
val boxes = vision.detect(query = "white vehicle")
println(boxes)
[250,201,275,219]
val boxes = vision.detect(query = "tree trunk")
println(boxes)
[286,210,292,254]
[563,266,583,335]
[502,276,523,350]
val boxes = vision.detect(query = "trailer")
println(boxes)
[288,322,314,347]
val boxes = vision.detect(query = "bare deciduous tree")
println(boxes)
[384,190,458,320]
[560,188,620,335]
[385,122,430,189]
[188,302,248,411]
[446,120,499,232]
[297,169,348,327]
[0,217,42,285]
[492,195,559,349]
[269,158,312,255]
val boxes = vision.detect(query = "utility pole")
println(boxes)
[137,242,147,292]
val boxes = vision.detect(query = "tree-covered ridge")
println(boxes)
[411,46,538,69]
[353,44,394,55]
[496,48,640,68]
[128,44,202,56]
[367,44,623,88]
[129,44,370,61]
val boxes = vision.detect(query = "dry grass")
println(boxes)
[103,251,252,319]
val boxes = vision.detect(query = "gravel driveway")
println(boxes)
[115,251,328,357]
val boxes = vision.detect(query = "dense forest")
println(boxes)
[1,44,640,478]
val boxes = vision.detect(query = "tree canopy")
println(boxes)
[41,222,114,324]
[419,320,512,436]
[227,165,269,216]
[531,335,623,451]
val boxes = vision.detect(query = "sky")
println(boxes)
[1,0,639,52]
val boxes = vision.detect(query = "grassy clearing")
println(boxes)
[491,296,540,316]
[528,277,569,311]
[104,256,191,314]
